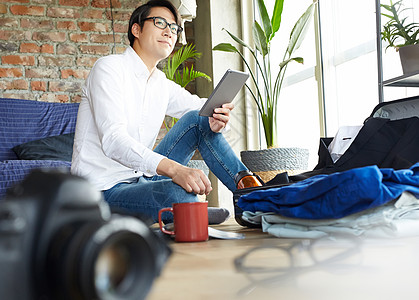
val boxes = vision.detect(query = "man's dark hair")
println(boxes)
[128,0,180,47]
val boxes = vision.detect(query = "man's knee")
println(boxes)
[178,110,211,132]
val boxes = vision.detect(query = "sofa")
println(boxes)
[0,98,79,199]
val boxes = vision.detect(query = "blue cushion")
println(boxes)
[0,160,71,200]
[12,133,75,161]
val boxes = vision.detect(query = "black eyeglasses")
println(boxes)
[142,16,183,36]
[234,237,364,297]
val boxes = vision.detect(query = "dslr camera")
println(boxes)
[0,169,170,300]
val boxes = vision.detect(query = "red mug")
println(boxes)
[158,202,208,242]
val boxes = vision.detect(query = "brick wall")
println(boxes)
[0,0,195,103]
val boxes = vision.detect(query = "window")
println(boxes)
[264,0,320,168]
[255,0,418,168]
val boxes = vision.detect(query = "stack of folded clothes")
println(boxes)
[238,163,419,238]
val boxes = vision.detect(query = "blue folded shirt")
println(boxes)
[238,163,419,219]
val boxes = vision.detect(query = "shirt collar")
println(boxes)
[125,46,149,78]
[124,46,165,81]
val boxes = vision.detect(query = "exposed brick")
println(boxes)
[82,9,103,19]
[78,21,108,32]
[91,0,121,8]
[0,79,28,90]
[32,32,66,42]
[90,33,121,44]
[39,93,69,103]
[0,30,26,41]
[121,35,129,45]
[79,45,111,55]
[76,56,98,67]
[57,20,77,30]
[0,4,7,14]
[2,55,35,66]
[105,10,131,21]
[32,0,55,4]
[20,42,41,53]
[0,41,19,52]
[50,81,82,93]
[58,0,89,7]
[0,18,19,27]
[115,46,126,54]
[69,33,88,43]
[120,0,140,9]
[26,67,59,78]
[41,44,54,54]
[38,56,74,67]
[61,68,90,79]
[0,67,23,77]
[4,0,30,3]
[47,7,80,18]
[113,23,127,33]
[31,81,46,91]
[57,43,77,55]
[1,93,31,100]
[71,94,82,103]
[10,5,44,16]
[21,19,54,29]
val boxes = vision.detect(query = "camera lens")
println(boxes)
[46,217,157,300]
[95,242,130,293]
[91,230,155,300]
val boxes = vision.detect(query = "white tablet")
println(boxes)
[199,69,249,117]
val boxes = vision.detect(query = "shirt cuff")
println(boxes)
[141,151,166,176]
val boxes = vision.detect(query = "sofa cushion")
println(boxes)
[0,98,79,161]
[0,160,71,200]
[13,133,74,161]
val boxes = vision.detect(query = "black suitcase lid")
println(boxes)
[370,95,419,120]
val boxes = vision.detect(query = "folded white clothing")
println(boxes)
[242,192,419,239]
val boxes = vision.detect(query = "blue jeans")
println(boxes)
[103,110,247,223]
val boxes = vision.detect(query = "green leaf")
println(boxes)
[287,3,315,56]
[223,28,253,51]
[163,43,211,89]
[271,0,284,37]
[213,43,239,53]
[256,0,272,40]
[163,44,201,80]
[279,57,304,69]
[177,65,211,88]
[253,21,268,57]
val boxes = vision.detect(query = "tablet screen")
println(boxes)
[199,69,249,117]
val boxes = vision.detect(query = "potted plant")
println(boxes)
[381,0,419,74]
[212,0,314,181]
[162,43,211,130]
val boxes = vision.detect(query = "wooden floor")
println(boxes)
[147,218,419,300]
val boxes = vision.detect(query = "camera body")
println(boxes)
[0,170,170,300]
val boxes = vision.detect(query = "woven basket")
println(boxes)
[240,147,309,182]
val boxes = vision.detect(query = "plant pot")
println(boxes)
[399,44,419,75]
[240,147,309,183]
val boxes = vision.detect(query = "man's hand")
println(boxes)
[209,102,234,133]
[157,158,212,195]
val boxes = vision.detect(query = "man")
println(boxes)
[71,0,261,223]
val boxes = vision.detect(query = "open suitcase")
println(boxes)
[233,95,419,227]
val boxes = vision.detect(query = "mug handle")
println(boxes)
[159,207,175,235]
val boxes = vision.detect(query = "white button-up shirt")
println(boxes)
[71,46,206,190]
